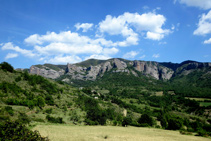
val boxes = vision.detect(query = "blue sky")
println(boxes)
[0,0,211,68]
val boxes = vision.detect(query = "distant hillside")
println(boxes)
[1,61,211,138]
[28,58,211,97]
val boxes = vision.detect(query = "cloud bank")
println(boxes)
[1,11,170,64]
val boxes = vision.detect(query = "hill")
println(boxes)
[29,58,211,97]
[0,61,211,139]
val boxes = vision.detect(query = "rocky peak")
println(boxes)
[29,58,211,82]
[113,58,127,70]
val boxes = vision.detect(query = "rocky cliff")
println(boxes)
[29,58,211,82]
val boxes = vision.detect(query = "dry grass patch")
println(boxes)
[33,125,211,141]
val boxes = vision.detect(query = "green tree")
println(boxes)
[37,96,45,108]
[167,118,183,130]
[0,62,14,73]
[0,121,49,140]
[138,114,155,127]
[122,117,132,127]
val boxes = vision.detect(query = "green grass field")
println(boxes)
[33,124,211,141]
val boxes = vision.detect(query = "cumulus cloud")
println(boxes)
[178,0,211,10]
[1,42,36,57]
[146,32,164,40]
[103,47,119,55]
[5,53,18,60]
[84,54,111,60]
[99,12,170,43]
[204,38,211,44]
[45,55,82,64]
[152,54,160,58]
[75,23,93,32]
[21,30,120,63]
[123,51,139,59]
[194,10,211,35]
[194,10,211,44]
[2,11,171,64]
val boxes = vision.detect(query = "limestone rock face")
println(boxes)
[101,61,112,74]
[29,65,64,79]
[159,67,174,80]
[133,61,174,80]
[113,59,127,70]
[29,59,211,82]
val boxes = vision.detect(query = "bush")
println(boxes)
[46,115,63,123]
[0,62,14,73]
[122,117,132,127]
[167,118,183,130]
[45,108,53,114]
[0,121,49,140]
[196,128,209,137]
[18,113,31,124]
[5,106,14,116]
[138,114,155,127]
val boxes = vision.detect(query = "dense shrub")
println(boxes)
[167,118,183,130]
[5,106,14,116]
[46,115,63,123]
[0,62,14,73]
[45,108,53,114]
[122,117,132,127]
[0,121,49,140]
[138,114,155,127]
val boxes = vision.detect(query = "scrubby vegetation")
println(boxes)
[0,61,211,140]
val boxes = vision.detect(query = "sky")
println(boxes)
[0,0,211,68]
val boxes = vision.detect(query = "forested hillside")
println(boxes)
[0,61,211,140]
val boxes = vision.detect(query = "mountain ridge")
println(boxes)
[28,58,211,85]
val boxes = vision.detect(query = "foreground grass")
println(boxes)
[33,124,211,141]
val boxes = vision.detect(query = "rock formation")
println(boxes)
[29,58,211,82]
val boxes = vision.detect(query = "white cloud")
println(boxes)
[193,10,211,44]
[103,47,119,55]
[2,11,172,64]
[99,12,170,43]
[194,10,211,35]
[24,34,43,45]
[45,55,82,64]
[140,55,146,59]
[179,0,211,10]
[5,53,18,60]
[24,31,104,55]
[75,23,93,32]
[123,51,139,59]
[146,31,164,40]
[84,54,111,60]
[152,54,160,58]
[204,38,211,44]
[1,42,36,57]
[25,31,91,46]
[34,42,103,55]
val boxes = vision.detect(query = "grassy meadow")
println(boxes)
[33,124,211,141]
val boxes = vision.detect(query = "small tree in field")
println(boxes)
[138,114,155,127]
[122,117,132,127]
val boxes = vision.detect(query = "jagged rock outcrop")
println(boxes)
[174,61,211,76]
[29,65,64,79]
[133,61,174,80]
[29,58,211,82]
[113,58,127,70]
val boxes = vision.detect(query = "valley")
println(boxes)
[0,59,211,140]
